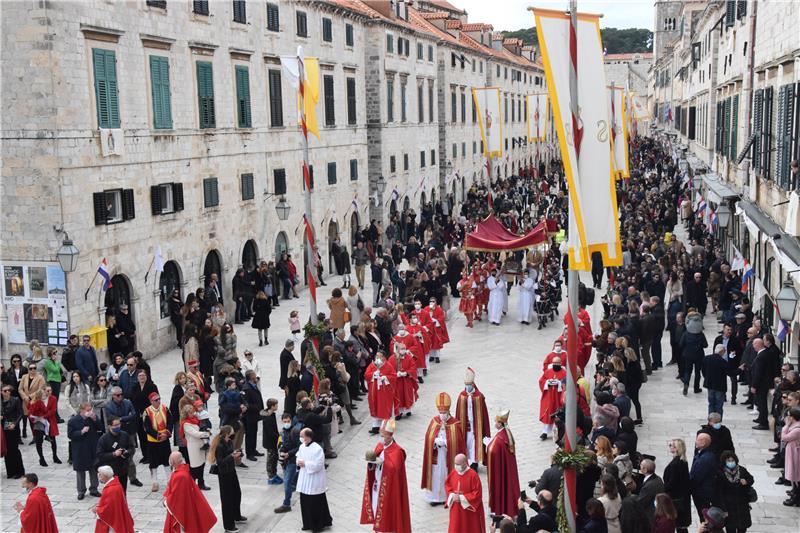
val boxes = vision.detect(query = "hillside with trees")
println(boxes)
[501,27,652,54]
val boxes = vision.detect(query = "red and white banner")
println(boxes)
[608,85,629,179]
[473,87,503,157]
[527,93,549,143]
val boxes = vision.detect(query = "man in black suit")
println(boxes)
[713,323,743,404]
[635,459,664,526]
[278,339,296,392]
[751,337,777,429]
[242,370,264,461]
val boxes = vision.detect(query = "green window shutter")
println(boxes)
[327,162,336,185]
[777,84,796,188]
[723,97,731,156]
[350,159,358,181]
[241,173,254,200]
[203,177,219,207]
[150,56,172,129]
[197,61,216,128]
[729,95,739,160]
[273,169,287,195]
[121,189,135,220]
[235,66,252,128]
[763,86,774,178]
[93,49,120,128]
[93,192,108,225]
[150,185,162,215]
[753,89,763,170]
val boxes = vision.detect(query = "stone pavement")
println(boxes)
[3,271,800,532]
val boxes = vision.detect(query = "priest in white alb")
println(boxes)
[486,268,505,326]
[518,271,535,324]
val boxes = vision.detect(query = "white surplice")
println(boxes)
[486,276,505,324]
[424,425,448,503]
[518,277,534,323]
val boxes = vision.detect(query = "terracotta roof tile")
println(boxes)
[461,22,488,31]
[445,20,462,29]
[604,52,653,61]
[419,11,450,20]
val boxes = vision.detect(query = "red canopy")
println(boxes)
[465,215,550,251]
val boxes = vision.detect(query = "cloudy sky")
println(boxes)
[455,0,654,31]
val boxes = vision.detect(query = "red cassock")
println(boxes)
[411,310,438,350]
[455,389,491,464]
[364,361,397,420]
[95,476,134,533]
[486,428,520,518]
[422,305,450,347]
[20,487,58,533]
[388,354,418,411]
[538,367,566,424]
[392,331,425,370]
[563,310,593,372]
[421,417,466,490]
[542,350,565,371]
[360,441,412,533]
[444,467,486,533]
[162,463,217,533]
[405,323,430,358]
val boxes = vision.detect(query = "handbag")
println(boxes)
[747,485,758,503]
[357,296,364,312]
[209,463,219,475]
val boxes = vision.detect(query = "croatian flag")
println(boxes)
[741,260,753,293]
[98,258,112,291]
[709,210,718,227]
[777,318,789,342]
[696,199,707,216]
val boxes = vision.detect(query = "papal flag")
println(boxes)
[527,93,549,143]
[473,87,503,158]
[629,91,649,121]
[608,85,629,179]
[280,47,320,139]
[533,7,621,270]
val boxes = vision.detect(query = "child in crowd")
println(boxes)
[261,398,282,485]
[289,310,301,339]
[193,399,212,450]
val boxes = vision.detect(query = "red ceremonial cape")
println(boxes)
[486,428,520,518]
[95,476,134,533]
[542,350,565,370]
[162,464,217,533]
[423,305,450,344]
[421,416,466,490]
[364,361,397,420]
[20,487,58,533]
[455,388,491,464]
[538,367,566,423]
[360,441,412,533]
[458,277,477,314]
[405,323,430,359]
[444,467,486,533]
[388,354,418,411]
[391,332,425,370]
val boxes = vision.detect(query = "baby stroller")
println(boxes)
[534,285,553,329]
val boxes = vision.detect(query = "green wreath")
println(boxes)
[552,446,592,533]
[302,321,328,400]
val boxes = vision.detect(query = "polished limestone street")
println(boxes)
[2,265,799,533]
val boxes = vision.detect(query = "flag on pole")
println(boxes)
[534,7,622,270]
[98,259,112,291]
[608,85,630,179]
[280,49,320,140]
[154,246,164,274]
[777,317,789,342]
[695,198,707,216]
[526,93,548,143]
[473,87,503,157]
[741,260,754,293]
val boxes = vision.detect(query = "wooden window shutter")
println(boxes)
[268,69,283,127]
[235,66,252,128]
[241,173,254,200]
[121,189,135,220]
[729,95,739,160]
[172,183,184,211]
[150,56,172,129]
[347,77,357,125]
[150,185,162,215]
[267,3,279,31]
[323,75,335,126]
[93,49,120,128]
[193,0,209,15]
[93,192,108,225]
[197,62,216,128]
[233,0,246,23]
[763,86,774,178]
[777,84,796,188]
[753,89,763,169]
[725,0,736,27]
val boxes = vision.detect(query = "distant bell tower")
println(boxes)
[653,1,683,61]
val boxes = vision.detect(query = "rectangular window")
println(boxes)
[460,90,466,123]
[266,3,279,31]
[268,69,283,127]
[94,189,135,225]
[473,141,477,154]
[147,0,167,7]
[403,154,409,171]
[452,143,457,158]
[240,173,255,201]
[420,150,426,168]
[233,0,246,23]
[92,48,120,129]
[346,77,356,125]
[203,178,219,207]
[430,149,435,165]
[235,65,252,128]
[296,11,307,37]
[350,159,358,181]
[322,17,332,42]
[776,84,796,188]
[451,88,456,122]
[428,82,434,123]
[496,65,500,77]
[417,84,424,123]
[345,23,354,47]
[472,97,476,123]
[273,168,287,195]
[417,43,423,60]
[150,183,178,215]
[196,61,215,129]
[387,79,394,122]
[149,55,172,129]
[428,45,433,62]
[305,165,314,190]
[387,34,394,53]
[400,80,407,122]
[327,162,337,185]
[193,0,209,15]
[390,155,396,173]
[461,142,466,157]
[323,74,335,126]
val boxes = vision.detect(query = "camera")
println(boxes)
[489,513,503,527]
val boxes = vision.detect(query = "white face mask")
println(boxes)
[465,385,475,393]
[455,464,468,474]
[375,359,384,368]
[554,346,562,353]
[414,304,422,310]
[429,303,435,309]
[439,412,450,422]
[282,423,292,430]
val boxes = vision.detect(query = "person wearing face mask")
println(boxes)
[364,352,397,435]
[13,473,58,533]
[421,297,449,363]
[164,451,218,533]
[486,269,505,325]
[421,392,466,505]
[538,356,566,440]
[711,451,754,532]
[93,465,135,533]
[388,343,418,419]
[392,323,426,383]
[696,412,735,462]
[455,368,491,471]
[542,340,565,371]
[404,314,431,378]
[68,402,103,500]
[444,453,485,533]
[484,409,521,520]
[518,270,535,325]
[360,418,411,533]
[274,412,301,514]
[96,418,135,492]
[296,428,333,531]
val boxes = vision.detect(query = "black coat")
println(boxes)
[278,349,296,390]
[250,298,272,330]
[262,412,280,450]
[296,406,332,444]
[712,466,753,529]
[96,430,134,477]
[697,425,735,461]
[663,456,691,527]
[713,335,743,376]
[68,414,103,471]
[680,331,708,362]
[701,355,728,392]
[242,382,264,422]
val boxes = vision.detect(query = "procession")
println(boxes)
[3,1,800,533]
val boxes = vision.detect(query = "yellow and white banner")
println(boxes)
[629,91,649,121]
[473,87,503,157]
[533,7,621,270]
[609,85,629,179]
[527,93,549,143]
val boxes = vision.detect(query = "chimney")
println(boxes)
[491,32,503,51]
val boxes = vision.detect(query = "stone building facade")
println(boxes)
[1,0,546,360]
[603,53,652,98]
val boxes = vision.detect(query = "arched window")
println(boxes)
[275,232,289,261]
[159,261,181,319]
[350,212,360,249]
[104,274,132,321]
[203,250,223,292]
[242,240,258,272]
[419,191,427,210]
[403,196,410,212]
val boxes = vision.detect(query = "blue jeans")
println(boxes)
[282,462,298,507]
[707,389,726,417]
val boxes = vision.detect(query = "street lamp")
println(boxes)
[371,175,387,195]
[692,174,703,190]
[716,203,731,227]
[275,196,291,221]
[776,280,799,322]
[56,232,80,272]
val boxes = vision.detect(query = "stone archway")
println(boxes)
[242,239,258,272]
[274,232,289,261]
[158,260,181,319]
[327,220,339,273]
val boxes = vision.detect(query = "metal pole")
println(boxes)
[299,54,318,326]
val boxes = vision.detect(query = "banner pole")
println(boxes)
[299,54,318,327]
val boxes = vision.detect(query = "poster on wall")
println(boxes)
[1,262,70,345]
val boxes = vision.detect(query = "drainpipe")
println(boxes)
[742,0,758,199]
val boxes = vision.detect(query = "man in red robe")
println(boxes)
[422,297,449,362]
[94,466,134,533]
[422,392,466,505]
[360,419,411,533]
[484,410,520,519]
[162,452,217,533]
[444,453,486,533]
[364,352,397,434]
[539,356,566,440]
[391,325,425,382]
[405,317,431,375]
[542,339,566,370]
[457,271,478,327]
[388,343,418,418]
[14,474,58,533]
[563,309,594,373]
[455,367,490,470]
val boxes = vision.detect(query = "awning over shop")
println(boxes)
[701,174,740,204]
[738,200,800,284]
[464,215,551,252]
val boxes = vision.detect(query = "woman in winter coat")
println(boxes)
[781,406,800,506]
[712,451,754,530]
[251,291,272,346]
[179,403,211,490]
[220,323,238,359]
[327,288,348,331]
[345,286,363,327]
[679,312,707,395]
[91,375,110,430]
[663,438,691,533]
[66,371,91,415]
[28,387,61,466]
[182,324,199,368]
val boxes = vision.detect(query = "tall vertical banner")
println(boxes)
[473,87,503,158]
[527,93,549,143]
[608,85,630,179]
[534,7,622,270]
[629,91,649,121]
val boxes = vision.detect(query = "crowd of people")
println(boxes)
[2,134,799,533]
